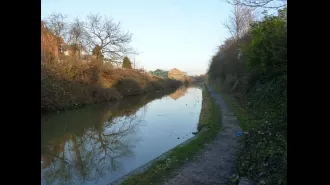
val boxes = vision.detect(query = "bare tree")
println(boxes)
[45,13,68,47]
[86,14,134,63]
[224,0,287,9]
[68,18,90,59]
[223,4,254,40]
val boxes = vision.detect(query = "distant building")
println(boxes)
[59,44,83,57]
[168,68,187,81]
[41,21,63,60]
[59,44,70,56]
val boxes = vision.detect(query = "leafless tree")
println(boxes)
[86,14,134,62]
[45,12,68,47]
[68,18,90,59]
[224,0,287,9]
[223,4,254,40]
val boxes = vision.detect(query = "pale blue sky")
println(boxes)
[41,0,232,75]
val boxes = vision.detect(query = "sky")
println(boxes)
[41,0,233,75]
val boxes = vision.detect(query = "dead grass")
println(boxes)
[41,59,182,113]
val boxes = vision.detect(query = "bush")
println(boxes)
[41,59,182,113]
[122,56,133,69]
[207,8,287,185]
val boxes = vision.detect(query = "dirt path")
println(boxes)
[160,86,242,185]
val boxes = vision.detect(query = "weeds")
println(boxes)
[41,59,182,113]
[208,7,287,185]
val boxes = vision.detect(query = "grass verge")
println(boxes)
[210,82,287,185]
[210,84,251,131]
[119,84,221,185]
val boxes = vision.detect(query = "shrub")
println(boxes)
[207,8,287,185]
[41,59,182,113]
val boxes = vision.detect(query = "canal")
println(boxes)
[41,86,202,185]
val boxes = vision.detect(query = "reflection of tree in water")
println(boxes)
[41,87,178,185]
[169,86,188,100]
[41,115,140,185]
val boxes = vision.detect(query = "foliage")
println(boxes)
[208,7,287,185]
[243,8,287,81]
[225,0,287,9]
[122,56,133,69]
[150,69,169,77]
[42,13,134,65]
[41,14,182,113]
[92,45,104,59]
[41,59,182,113]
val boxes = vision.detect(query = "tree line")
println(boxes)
[208,0,287,184]
[41,13,136,66]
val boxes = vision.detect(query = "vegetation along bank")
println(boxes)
[41,13,183,113]
[208,6,287,185]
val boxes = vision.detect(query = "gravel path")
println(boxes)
[160,86,243,185]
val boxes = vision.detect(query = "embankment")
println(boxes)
[207,8,287,185]
[117,85,221,185]
[41,60,182,113]
[211,82,287,185]
[41,85,184,160]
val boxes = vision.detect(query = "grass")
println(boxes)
[41,59,182,113]
[210,84,251,131]
[210,81,287,185]
[119,85,221,185]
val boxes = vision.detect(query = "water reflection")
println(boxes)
[42,114,140,184]
[41,87,202,185]
[169,86,188,100]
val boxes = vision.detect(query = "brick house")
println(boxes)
[41,21,63,61]
[168,68,187,81]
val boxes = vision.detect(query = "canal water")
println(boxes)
[41,86,202,185]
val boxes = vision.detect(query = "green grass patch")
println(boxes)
[120,85,221,185]
[210,82,287,185]
[210,84,251,131]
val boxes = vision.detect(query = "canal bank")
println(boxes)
[118,85,222,185]
[41,61,183,114]
[41,86,203,185]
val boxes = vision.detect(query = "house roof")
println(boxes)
[169,68,182,73]
[169,68,184,75]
